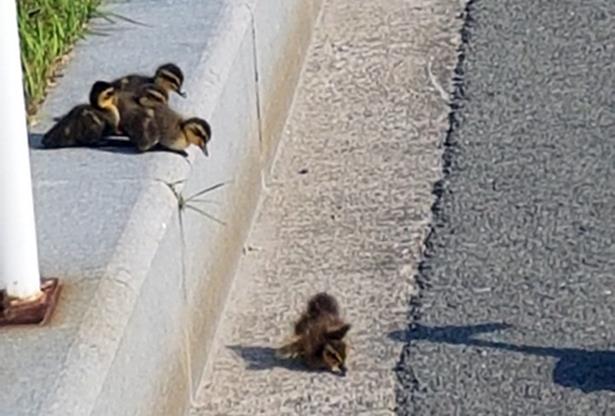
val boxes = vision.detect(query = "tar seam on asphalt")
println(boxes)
[394,0,477,414]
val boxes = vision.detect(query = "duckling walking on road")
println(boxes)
[277,292,352,376]
[42,81,119,148]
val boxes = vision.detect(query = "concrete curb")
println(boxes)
[1,1,322,415]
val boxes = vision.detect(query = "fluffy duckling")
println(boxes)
[120,84,211,156]
[277,292,351,376]
[111,62,186,99]
[165,117,211,156]
[116,82,167,125]
[42,81,119,148]
[117,83,167,146]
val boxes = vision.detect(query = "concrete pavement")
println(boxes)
[191,0,462,414]
[2,1,320,414]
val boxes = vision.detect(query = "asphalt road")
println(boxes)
[395,0,615,414]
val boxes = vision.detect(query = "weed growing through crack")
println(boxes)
[158,178,230,298]
[171,180,228,227]
[158,178,230,407]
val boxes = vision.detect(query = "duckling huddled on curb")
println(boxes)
[42,81,119,148]
[43,62,211,155]
[277,292,351,376]
[115,82,167,137]
[51,63,185,122]
[120,83,211,156]
[111,62,186,99]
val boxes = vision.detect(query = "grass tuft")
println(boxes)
[17,0,102,117]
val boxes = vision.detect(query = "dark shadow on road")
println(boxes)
[389,323,615,393]
[28,133,45,148]
[29,133,145,154]
[29,132,135,152]
[227,345,320,374]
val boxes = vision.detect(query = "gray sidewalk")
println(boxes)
[1,1,320,415]
[190,0,462,414]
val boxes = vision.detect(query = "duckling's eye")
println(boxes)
[192,126,207,138]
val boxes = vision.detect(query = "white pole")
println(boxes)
[0,0,42,300]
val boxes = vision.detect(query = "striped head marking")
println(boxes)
[321,323,351,376]
[137,84,168,107]
[155,63,186,97]
[183,118,212,156]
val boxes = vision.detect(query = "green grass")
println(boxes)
[17,0,102,115]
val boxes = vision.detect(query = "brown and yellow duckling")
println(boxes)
[116,82,167,129]
[42,81,119,148]
[111,62,186,99]
[116,83,166,147]
[120,84,211,156]
[277,292,352,376]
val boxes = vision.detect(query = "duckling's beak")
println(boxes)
[178,90,187,98]
[331,364,347,377]
[202,145,209,157]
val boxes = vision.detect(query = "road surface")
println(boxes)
[190,0,461,414]
[395,0,615,414]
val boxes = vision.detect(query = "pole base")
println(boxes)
[0,278,61,326]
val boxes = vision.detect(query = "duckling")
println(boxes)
[116,82,168,126]
[42,81,119,148]
[166,117,211,156]
[111,62,186,99]
[118,83,168,146]
[123,92,212,156]
[276,292,352,376]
